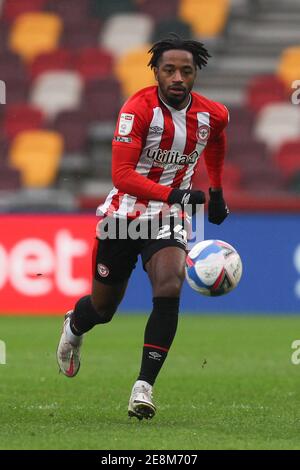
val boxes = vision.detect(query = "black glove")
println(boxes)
[168,189,206,214]
[208,188,229,225]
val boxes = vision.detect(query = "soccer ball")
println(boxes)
[185,240,242,296]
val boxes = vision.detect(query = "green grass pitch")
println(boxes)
[1,314,300,450]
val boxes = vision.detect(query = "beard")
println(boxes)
[165,90,188,107]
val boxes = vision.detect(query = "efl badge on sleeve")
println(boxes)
[118,113,135,136]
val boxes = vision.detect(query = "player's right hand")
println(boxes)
[167,189,206,213]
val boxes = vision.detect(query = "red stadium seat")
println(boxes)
[2,0,47,22]
[0,52,29,82]
[138,0,179,21]
[226,106,255,145]
[246,75,288,114]
[82,78,122,122]
[192,161,242,193]
[0,164,22,190]
[3,104,44,140]
[241,159,284,191]
[227,141,268,165]
[52,110,88,153]
[0,20,10,52]
[73,47,114,81]
[0,51,30,102]
[61,19,102,49]
[46,0,90,27]
[30,49,75,80]
[274,140,300,179]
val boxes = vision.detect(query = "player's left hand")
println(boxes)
[208,188,229,225]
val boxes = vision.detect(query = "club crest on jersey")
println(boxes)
[196,125,210,143]
[147,148,199,166]
[97,263,110,278]
[118,113,134,136]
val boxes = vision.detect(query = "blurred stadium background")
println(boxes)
[1,0,300,451]
[0,0,299,314]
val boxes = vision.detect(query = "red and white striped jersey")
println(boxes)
[97,85,229,219]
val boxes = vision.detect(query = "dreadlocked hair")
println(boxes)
[148,33,211,70]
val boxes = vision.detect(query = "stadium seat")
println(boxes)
[9,12,62,62]
[0,52,30,103]
[0,133,9,162]
[226,106,255,145]
[0,20,9,52]
[9,130,64,187]
[192,160,242,192]
[241,160,284,192]
[61,19,102,49]
[2,0,47,22]
[46,0,90,26]
[138,0,179,21]
[52,111,88,153]
[3,104,44,140]
[30,49,75,80]
[277,46,300,88]
[115,46,156,97]
[30,71,83,120]
[246,75,288,114]
[0,165,22,191]
[152,18,192,42]
[227,141,268,165]
[274,140,300,179]
[254,103,300,150]
[82,78,122,122]
[92,0,137,19]
[73,47,114,81]
[179,0,230,37]
[0,52,29,82]
[101,13,154,58]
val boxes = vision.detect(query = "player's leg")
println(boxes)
[57,232,138,377]
[57,279,129,378]
[128,245,186,419]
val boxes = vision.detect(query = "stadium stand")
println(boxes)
[29,49,75,80]
[151,18,192,42]
[274,140,300,181]
[73,47,114,81]
[254,103,300,150]
[115,45,156,97]
[61,19,102,49]
[1,0,47,22]
[9,12,62,62]
[101,13,154,58]
[179,0,230,37]
[91,0,137,19]
[138,0,179,22]
[9,130,63,187]
[1,0,300,210]
[3,103,44,140]
[277,46,300,88]
[30,71,83,120]
[246,75,288,113]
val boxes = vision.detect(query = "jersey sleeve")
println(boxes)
[111,99,172,202]
[203,104,229,188]
[112,146,172,202]
[112,101,149,151]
